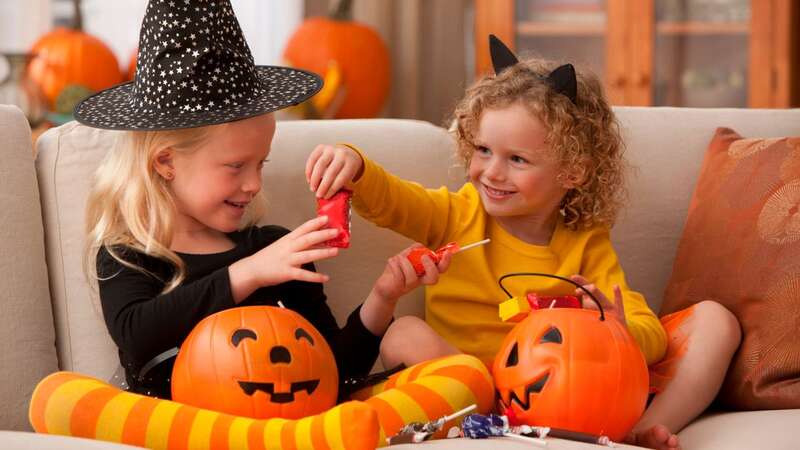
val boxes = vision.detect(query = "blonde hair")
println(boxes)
[84,125,267,294]
[452,58,626,230]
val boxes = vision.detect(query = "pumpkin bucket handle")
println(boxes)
[497,272,605,321]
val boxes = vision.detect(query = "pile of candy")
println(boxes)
[387,408,617,447]
[461,413,547,447]
[386,405,476,445]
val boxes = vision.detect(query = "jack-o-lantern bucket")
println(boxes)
[492,273,649,441]
[172,306,338,419]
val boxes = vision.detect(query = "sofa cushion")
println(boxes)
[661,127,800,409]
[678,409,800,450]
[34,118,459,379]
[0,105,59,431]
[35,122,123,381]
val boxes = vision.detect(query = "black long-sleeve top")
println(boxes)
[97,225,380,399]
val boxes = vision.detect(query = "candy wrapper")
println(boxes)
[462,412,616,447]
[406,242,459,276]
[461,413,509,439]
[461,413,547,446]
[316,189,352,248]
[406,239,489,277]
[527,293,581,310]
[387,404,476,445]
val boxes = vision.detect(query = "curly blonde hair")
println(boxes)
[84,125,267,294]
[452,58,626,230]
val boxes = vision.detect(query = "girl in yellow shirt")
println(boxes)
[306,36,740,450]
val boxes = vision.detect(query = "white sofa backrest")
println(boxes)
[34,108,800,382]
[0,105,58,431]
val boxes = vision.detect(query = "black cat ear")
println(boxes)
[489,34,518,75]
[546,64,577,104]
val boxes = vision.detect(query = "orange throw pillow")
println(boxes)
[661,127,800,410]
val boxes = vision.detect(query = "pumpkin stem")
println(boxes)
[330,0,353,21]
[72,0,84,31]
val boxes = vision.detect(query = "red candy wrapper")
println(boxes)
[407,242,460,276]
[316,189,352,248]
[526,292,581,310]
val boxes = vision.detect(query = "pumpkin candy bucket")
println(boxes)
[492,273,649,442]
[172,305,338,420]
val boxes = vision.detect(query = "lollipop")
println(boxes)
[386,404,476,445]
[407,238,490,276]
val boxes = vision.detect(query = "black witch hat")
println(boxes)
[74,0,322,130]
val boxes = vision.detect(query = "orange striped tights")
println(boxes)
[29,354,494,450]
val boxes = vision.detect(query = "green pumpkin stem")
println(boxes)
[330,0,353,21]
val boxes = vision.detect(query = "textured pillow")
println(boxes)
[661,127,800,410]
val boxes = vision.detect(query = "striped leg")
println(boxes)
[29,371,379,450]
[351,354,494,446]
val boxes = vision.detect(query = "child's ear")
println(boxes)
[153,148,175,180]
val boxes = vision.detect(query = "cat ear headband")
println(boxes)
[489,34,577,104]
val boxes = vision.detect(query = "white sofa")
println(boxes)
[2,103,799,449]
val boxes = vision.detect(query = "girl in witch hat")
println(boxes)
[67,0,493,446]
[307,34,741,450]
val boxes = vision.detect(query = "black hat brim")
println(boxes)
[73,66,322,131]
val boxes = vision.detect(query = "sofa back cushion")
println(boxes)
[34,118,458,380]
[0,105,59,430]
[36,109,800,380]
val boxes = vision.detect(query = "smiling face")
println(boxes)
[158,113,275,234]
[172,306,338,419]
[468,103,571,232]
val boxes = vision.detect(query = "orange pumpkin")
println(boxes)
[172,306,338,419]
[492,308,648,441]
[126,48,138,82]
[27,27,122,110]
[283,0,390,118]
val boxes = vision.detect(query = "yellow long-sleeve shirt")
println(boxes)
[350,151,667,366]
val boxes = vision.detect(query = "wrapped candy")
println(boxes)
[317,189,352,248]
[461,413,547,446]
[462,411,616,447]
[406,242,458,276]
[387,404,476,445]
[461,413,508,439]
[499,293,582,322]
[406,239,489,276]
[526,292,581,310]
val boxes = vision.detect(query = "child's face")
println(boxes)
[468,103,569,222]
[169,113,275,233]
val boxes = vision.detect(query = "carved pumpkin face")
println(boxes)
[172,306,337,419]
[492,308,648,441]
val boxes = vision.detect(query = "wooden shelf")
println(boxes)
[517,21,606,37]
[476,0,798,107]
[656,21,750,35]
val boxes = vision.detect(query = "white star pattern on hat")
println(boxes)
[74,0,322,130]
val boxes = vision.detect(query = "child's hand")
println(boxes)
[371,244,453,304]
[245,216,340,287]
[305,144,364,199]
[570,275,627,328]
